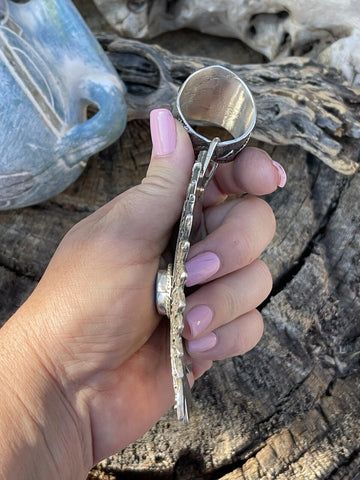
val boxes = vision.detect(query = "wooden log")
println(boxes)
[97,36,360,175]
[86,142,360,479]
[0,118,359,480]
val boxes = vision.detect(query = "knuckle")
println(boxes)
[228,197,277,264]
[239,230,254,265]
[252,310,265,340]
[248,196,277,235]
[221,283,240,318]
[254,259,273,295]
[108,188,142,223]
[254,196,277,233]
[224,324,247,359]
[214,310,265,361]
[231,329,246,357]
[234,311,264,355]
[140,166,177,197]
[222,219,254,267]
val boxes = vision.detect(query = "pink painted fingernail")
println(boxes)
[185,252,220,287]
[187,332,217,353]
[272,161,287,188]
[186,305,213,338]
[150,108,177,156]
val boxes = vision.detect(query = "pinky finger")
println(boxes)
[186,309,264,362]
[191,359,213,380]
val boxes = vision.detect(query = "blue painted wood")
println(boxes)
[0,0,127,209]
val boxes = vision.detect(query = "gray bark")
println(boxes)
[87,141,360,480]
[97,36,360,175]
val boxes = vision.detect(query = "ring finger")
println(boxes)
[183,259,272,341]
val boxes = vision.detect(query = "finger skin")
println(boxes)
[203,147,282,207]
[183,259,272,340]
[187,195,276,283]
[191,359,213,379]
[79,119,195,260]
[186,309,264,361]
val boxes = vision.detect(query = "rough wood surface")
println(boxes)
[0,26,359,480]
[85,140,359,480]
[97,36,360,175]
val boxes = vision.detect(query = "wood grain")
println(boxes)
[98,36,360,175]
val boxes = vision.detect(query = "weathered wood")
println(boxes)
[1,119,359,480]
[0,25,359,480]
[97,36,360,175]
[0,267,35,327]
[91,0,360,91]
[85,145,360,479]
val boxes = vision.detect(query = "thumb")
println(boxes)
[146,108,195,222]
[121,109,195,254]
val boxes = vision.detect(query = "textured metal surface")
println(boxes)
[169,159,201,423]
[169,149,211,423]
[176,65,256,163]
[156,66,257,423]
[154,142,220,423]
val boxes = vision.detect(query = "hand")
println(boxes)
[0,109,286,479]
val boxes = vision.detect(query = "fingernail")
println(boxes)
[187,332,217,353]
[150,108,176,156]
[272,161,287,188]
[185,252,220,287]
[186,305,213,338]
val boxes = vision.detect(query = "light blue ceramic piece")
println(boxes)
[0,0,127,210]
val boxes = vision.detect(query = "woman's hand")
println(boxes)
[0,109,286,479]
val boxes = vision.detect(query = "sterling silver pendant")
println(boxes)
[156,65,256,424]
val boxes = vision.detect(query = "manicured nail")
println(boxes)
[186,305,213,338]
[187,332,217,353]
[150,108,176,156]
[272,161,287,188]
[185,252,220,287]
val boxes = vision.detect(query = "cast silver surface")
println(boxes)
[158,138,220,424]
[176,65,256,163]
[156,65,256,424]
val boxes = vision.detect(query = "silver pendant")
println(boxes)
[156,65,256,424]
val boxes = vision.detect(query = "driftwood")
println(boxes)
[1,131,359,480]
[83,139,359,480]
[97,36,360,176]
[0,27,360,480]
[92,0,360,87]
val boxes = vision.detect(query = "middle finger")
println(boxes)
[185,195,276,287]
